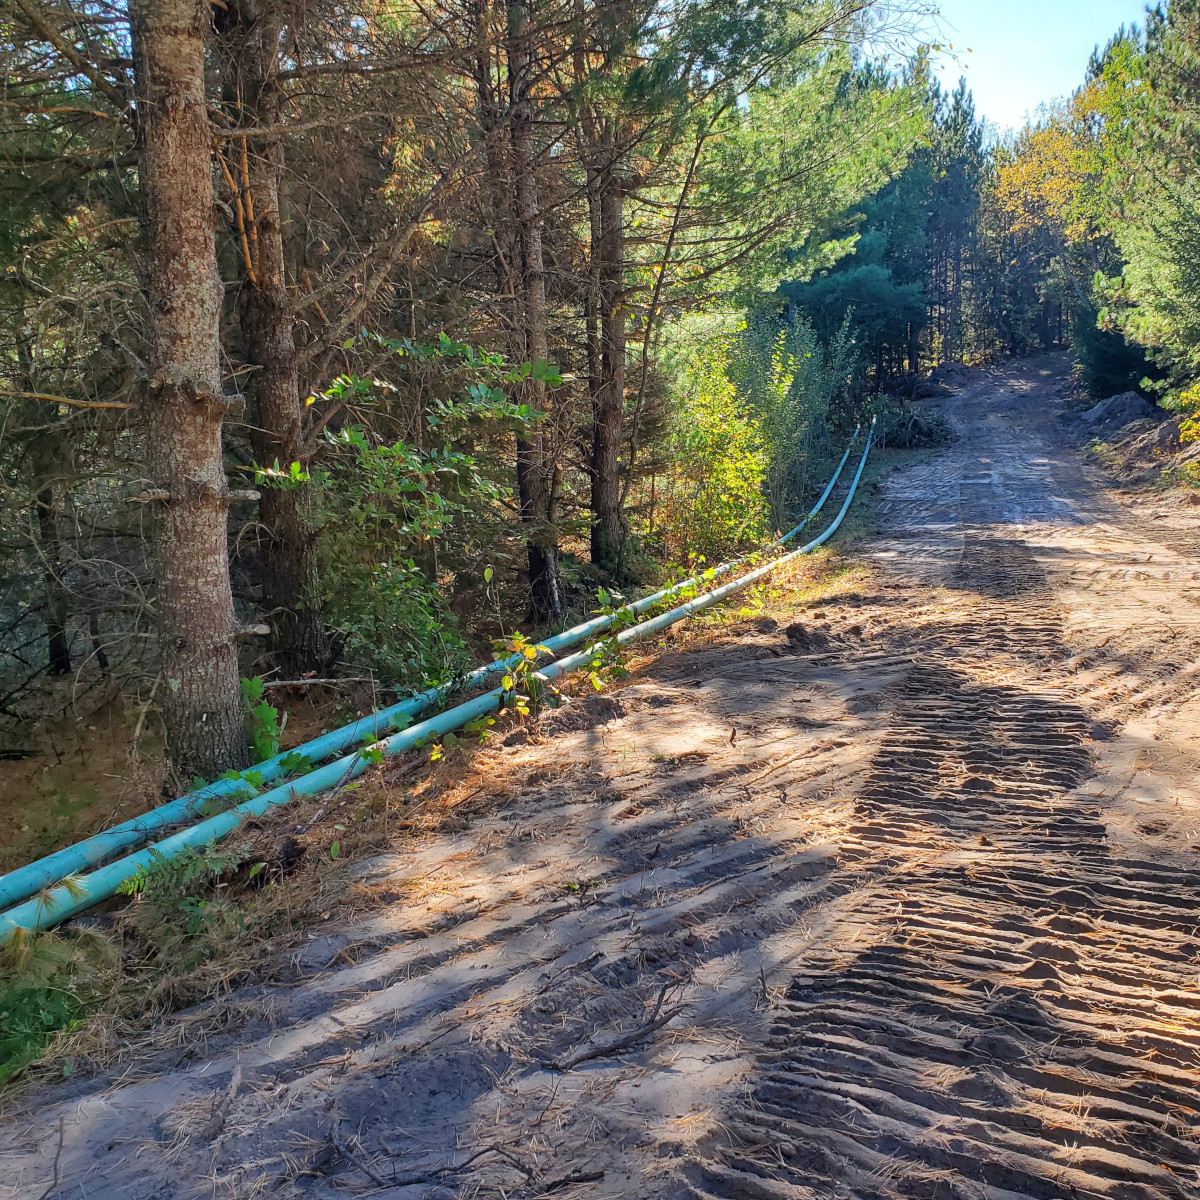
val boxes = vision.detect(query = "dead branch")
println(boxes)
[35,1114,65,1200]
[11,0,130,111]
[546,983,687,1071]
[331,1124,389,1188]
[262,676,374,688]
[214,142,257,285]
[0,388,131,411]
[388,1142,535,1187]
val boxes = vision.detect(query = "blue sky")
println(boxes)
[930,0,1152,132]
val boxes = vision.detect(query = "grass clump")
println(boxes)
[0,929,115,1086]
[117,843,259,969]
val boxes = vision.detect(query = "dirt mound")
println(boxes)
[928,361,980,390]
[1078,390,1158,432]
[1093,410,1200,490]
[1116,414,1184,459]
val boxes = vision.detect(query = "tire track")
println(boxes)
[684,440,1200,1198]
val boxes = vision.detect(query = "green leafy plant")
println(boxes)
[298,334,547,692]
[585,636,630,693]
[585,589,637,692]
[493,631,550,718]
[460,713,498,746]
[240,677,282,763]
[310,428,485,690]
[562,877,602,895]
[0,982,86,1085]
[252,459,311,488]
[278,751,313,777]
[193,767,267,817]
[425,633,546,761]
[357,740,385,766]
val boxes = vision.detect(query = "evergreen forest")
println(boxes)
[2,0,1198,786]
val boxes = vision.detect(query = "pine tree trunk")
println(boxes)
[16,310,71,675]
[131,0,248,781]
[949,235,963,361]
[508,1,562,623]
[225,0,329,674]
[33,477,71,676]
[589,164,628,576]
[584,163,603,447]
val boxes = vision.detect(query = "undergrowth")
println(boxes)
[1087,439,1122,471]
[1090,431,1200,494]
[117,844,258,965]
[0,929,115,1087]
[1170,461,1200,490]
[0,810,370,1090]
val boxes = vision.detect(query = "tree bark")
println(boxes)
[507,0,562,623]
[949,234,962,361]
[589,160,628,576]
[130,0,248,780]
[222,0,329,674]
[16,309,71,675]
[33,476,71,675]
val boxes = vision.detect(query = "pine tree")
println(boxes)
[130,0,249,778]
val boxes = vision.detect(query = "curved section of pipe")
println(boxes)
[771,425,857,549]
[0,424,873,941]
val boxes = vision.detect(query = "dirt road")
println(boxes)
[4,354,1200,1199]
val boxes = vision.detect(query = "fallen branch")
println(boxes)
[388,1143,534,1187]
[36,1114,65,1200]
[331,1124,389,1188]
[544,1168,606,1191]
[196,1065,241,1143]
[262,676,373,689]
[547,983,686,1071]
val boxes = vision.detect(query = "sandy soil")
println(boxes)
[3,353,1200,1199]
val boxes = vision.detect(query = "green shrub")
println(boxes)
[312,427,488,689]
[733,319,854,528]
[656,337,770,562]
[0,981,86,1085]
[651,316,856,561]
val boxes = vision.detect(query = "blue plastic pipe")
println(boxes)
[0,432,860,910]
[0,423,873,942]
